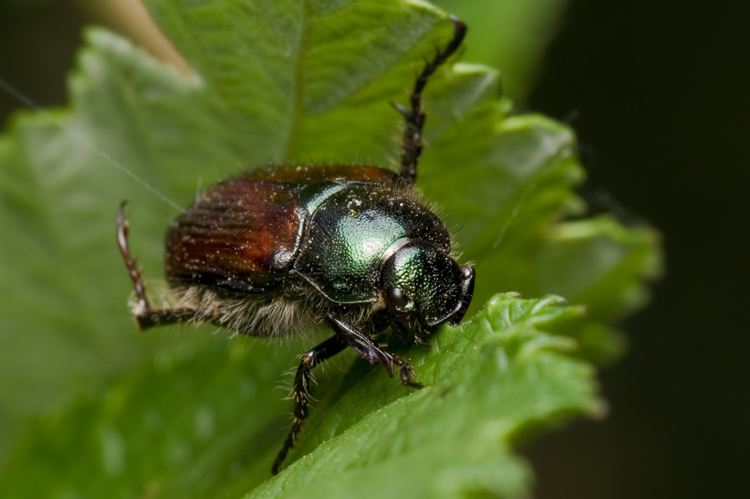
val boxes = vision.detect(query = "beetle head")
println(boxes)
[380,240,475,335]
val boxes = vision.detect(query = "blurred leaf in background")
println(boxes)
[0,0,661,496]
[432,0,570,102]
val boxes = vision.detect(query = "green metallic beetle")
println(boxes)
[117,16,474,474]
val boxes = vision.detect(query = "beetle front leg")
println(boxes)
[392,321,432,348]
[117,202,201,330]
[273,335,347,475]
[325,313,423,389]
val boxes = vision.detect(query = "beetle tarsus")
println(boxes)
[274,335,347,475]
[272,417,304,476]
[394,357,423,389]
[117,201,153,316]
[117,202,202,331]
[398,15,467,184]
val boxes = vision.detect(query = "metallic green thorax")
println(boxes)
[295,183,451,304]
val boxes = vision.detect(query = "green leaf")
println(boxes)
[0,295,601,499]
[535,216,664,364]
[0,0,660,494]
[264,295,601,498]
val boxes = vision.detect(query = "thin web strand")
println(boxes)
[0,76,183,212]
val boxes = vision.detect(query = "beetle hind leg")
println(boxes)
[117,202,200,330]
[396,15,467,184]
[273,335,347,475]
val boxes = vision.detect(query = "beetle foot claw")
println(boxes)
[393,357,422,389]
[382,358,395,377]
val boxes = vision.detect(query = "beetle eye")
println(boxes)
[386,288,408,312]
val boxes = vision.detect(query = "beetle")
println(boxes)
[117,16,474,475]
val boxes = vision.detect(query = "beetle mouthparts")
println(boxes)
[447,266,475,326]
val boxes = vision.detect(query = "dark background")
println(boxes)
[526,1,749,498]
[1,1,747,498]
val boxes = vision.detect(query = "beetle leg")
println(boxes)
[392,321,432,348]
[391,321,411,341]
[273,335,347,475]
[396,15,467,184]
[413,334,432,348]
[117,202,201,330]
[326,313,423,389]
